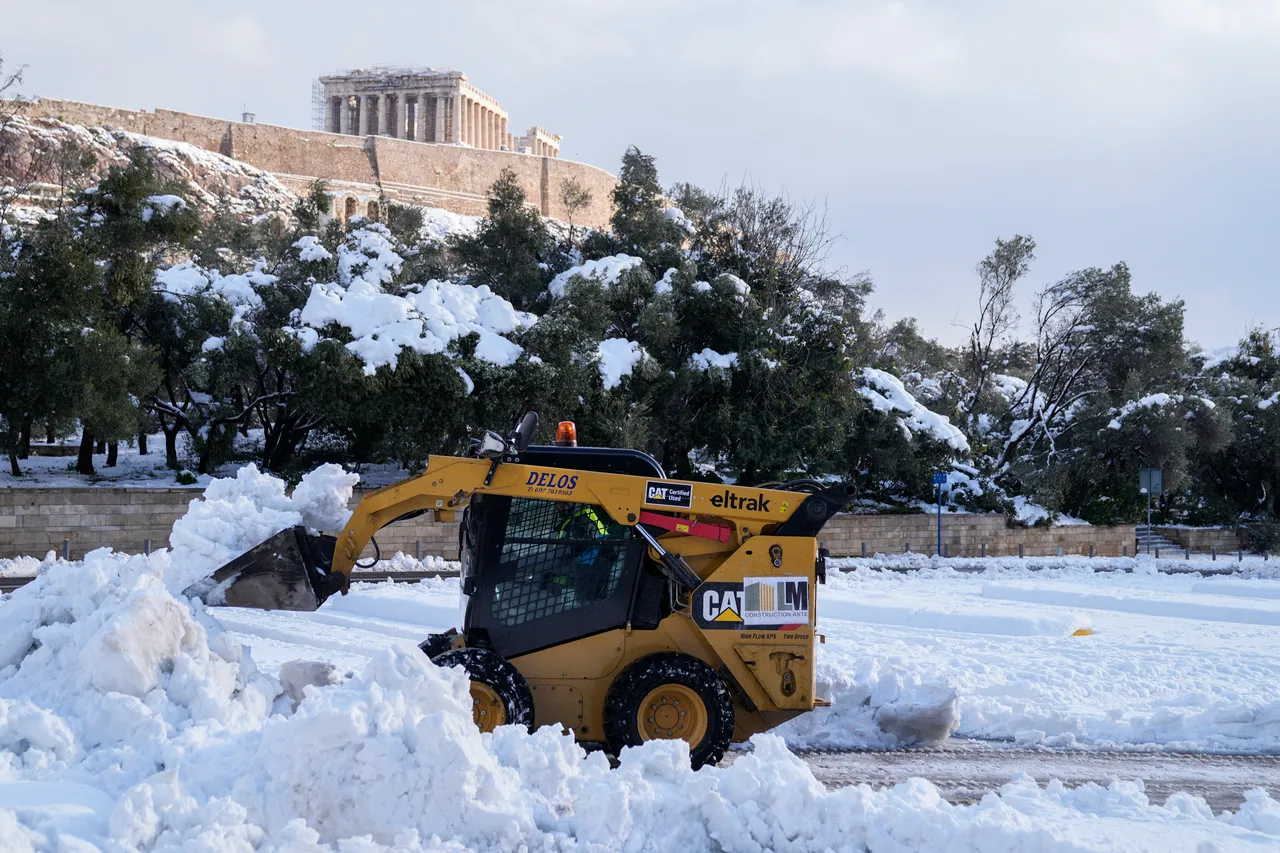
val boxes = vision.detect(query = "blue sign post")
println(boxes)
[932,472,947,557]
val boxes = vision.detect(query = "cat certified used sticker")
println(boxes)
[644,480,693,508]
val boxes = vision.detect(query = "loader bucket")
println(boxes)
[181,526,344,611]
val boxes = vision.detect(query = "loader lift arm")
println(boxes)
[185,411,854,612]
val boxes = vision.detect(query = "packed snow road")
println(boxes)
[777,742,1280,811]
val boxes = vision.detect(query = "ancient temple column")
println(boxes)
[484,109,493,149]
[451,94,461,142]
[339,94,352,134]
[434,97,445,142]
[416,94,427,141]
[500,117,508,150]
[378,94,390,136]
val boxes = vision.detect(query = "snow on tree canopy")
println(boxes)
[155,262,270,311]
[857,368,970,453]
[548,254,644,298]
[597,338,647,389]
[296,223,533,376]
[1106,393,1216,430]
[293,234,332,263]
[140,194,186,222]
[154,262,273,347]
[690,348,738,371]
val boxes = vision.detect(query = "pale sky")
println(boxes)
[6,0,1278,349]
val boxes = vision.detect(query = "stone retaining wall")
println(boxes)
[20,98,617,228]
[824,513,1135,558]
[0,489,1134,561]
[1155,526,1246,554]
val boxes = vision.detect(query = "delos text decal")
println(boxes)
[525,470,579,496]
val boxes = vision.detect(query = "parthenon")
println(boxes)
[318,67,563,157]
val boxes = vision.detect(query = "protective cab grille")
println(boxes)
[491,498,630,626]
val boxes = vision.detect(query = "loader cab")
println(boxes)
[459,445,671,659]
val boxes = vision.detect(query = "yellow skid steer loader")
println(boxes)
[186,413,852,767]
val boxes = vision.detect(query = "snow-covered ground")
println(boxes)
[3,466,1280,850]
[0,437,212,489]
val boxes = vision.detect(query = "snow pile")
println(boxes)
[689,348,738,372]
[0,556,43,578]
[79,645,1280,851]
[596,338,647,389]
[165,463,358,595]
[778,656,960,750]
[548,254,644,298]
[0,548,278,775]
[857,367,971,452]
[297,224,534,374]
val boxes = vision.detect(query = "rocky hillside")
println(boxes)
[0,111,297,223]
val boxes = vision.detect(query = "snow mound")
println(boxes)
[166,463,358,595]
[857,367,970,452]
[5,563,1280,848]
[548,254,644,298]
[778,656,960,750]
[0,549,277,770]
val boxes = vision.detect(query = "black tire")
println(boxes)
[432,647,535,733]
[604,652,734,769]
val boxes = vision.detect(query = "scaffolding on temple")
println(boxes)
[310,79,325,131]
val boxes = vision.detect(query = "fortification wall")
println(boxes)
[0,488,1133,562]
[20,98,616,227]
[229,122,378,185]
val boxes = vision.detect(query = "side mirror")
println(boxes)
[512,411,539,452]
[477,430,508,459]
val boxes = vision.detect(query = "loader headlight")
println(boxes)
[477,430,508,459]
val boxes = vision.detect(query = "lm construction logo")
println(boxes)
[693,577,810,630]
